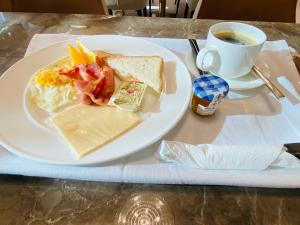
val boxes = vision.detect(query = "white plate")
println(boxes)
[0,35,192,165]
[185,50,264,90]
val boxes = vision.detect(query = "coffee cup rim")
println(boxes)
[209,22,267,47]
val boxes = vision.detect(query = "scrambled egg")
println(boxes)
[30,67,78,113]
[30,41,96,113]
[35,68,72,87]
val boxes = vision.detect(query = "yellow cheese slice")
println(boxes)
[51,104,142,158]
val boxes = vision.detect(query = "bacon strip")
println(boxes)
[59,67,80,79]
[59,63,114,105]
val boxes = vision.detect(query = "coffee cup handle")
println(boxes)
[196,47,218,72]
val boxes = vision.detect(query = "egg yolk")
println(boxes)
[35,69,72,87]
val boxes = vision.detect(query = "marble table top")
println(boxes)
[0,12,300,225]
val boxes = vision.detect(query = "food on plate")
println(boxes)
[59,62,115,105]
[108,81,147,112]
[105,56,163,93]
[61,41,115,105]
[51,104,142,157]
[30,67,78,112]
[28,40,164,158]
[68,40,97,66]
[29,41,116,112]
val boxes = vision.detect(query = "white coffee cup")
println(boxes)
[196,22,266,79]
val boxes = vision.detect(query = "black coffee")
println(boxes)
[214,31,257,45]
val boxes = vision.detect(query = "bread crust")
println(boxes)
[157,56,163,93]
[104,56,164,94]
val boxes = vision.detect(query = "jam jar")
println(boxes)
[192,74,229,116]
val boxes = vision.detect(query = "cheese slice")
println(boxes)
[51,104,142,157]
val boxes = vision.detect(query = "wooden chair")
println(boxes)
[0,0,12,11]
[6,0,108,15]
[193,0,298,23]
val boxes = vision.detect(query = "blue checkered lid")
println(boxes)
[193,74,229,101]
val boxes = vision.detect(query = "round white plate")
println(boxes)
[185,50,264,90]
[0,35,192,165]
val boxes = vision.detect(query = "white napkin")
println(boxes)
[158,141,300,170]
[1,34,300,188]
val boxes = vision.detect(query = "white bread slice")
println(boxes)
[105,56,163,93]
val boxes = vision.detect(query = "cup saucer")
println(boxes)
[185,51,264,90]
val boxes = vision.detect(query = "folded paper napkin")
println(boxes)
[1,34,300,188]
[158,141,300,170]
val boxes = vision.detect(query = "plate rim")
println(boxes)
[0,35,192,165]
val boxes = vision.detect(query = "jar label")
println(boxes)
[196,94,223,116]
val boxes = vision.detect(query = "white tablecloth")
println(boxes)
[1,34,300,188]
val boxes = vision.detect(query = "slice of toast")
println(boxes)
[105,56,163,93]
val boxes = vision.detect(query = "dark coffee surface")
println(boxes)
[214,31,257,45]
